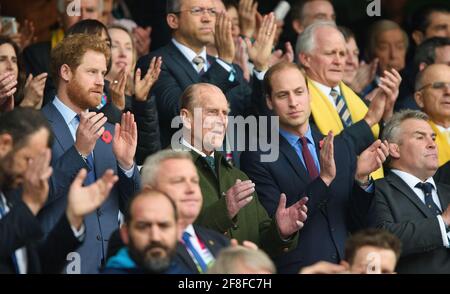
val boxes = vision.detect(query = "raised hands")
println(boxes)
[215,12,235,64]
[112,112,137,170]
[319,131,336,186]
[21,73,47,109]
[245,13,277,71]
[65,168,118,229]
[132,26,151,58]
[225,179,255,219]
[275,193,308,239]
[75,112,107,156]
[379,68,402,122]
[238,0,258,38]
[109,68,127,110]
[134,56,162,101]
[233,37,250,82]
[355,139,389,183]
[350,59,378,94]
[269,42,294,67]
[22,148,53,215]
[0,72,18,102]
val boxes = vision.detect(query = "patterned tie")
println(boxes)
[182,231,208,273]
[415,182,442,216]
[192,56,206,75]
[75,115,97,185]
[204,156,216,177]
[330,88,352,127]
[299,137,319,180]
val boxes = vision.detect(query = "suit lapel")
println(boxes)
[176,242,198,273]
[436,183,450,212]
[311,127,324,161]
[167,42,199,83]
[93,125,114,178]
[386,173,436,218]
[279,135,310,184]
[194,225,221,256]
[44,103,75,152]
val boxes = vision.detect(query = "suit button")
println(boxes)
[331,254,337,260]
[232,224,239,230]
[224,231,228,236]
[97,209,103,216]
[96,235,102,241]
[283,247,289,253]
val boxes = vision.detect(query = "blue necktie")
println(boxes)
[415,182,442,216]
[0,199,20,273]
[182,231,208,273]
[75,115,96,185]
[330,88,352,127]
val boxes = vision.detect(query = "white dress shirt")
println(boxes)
[310,79,341,109]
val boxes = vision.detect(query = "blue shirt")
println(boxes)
[279,126,320,173]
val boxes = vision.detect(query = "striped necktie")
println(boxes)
[182,231,208,273]
[330,88,352,127]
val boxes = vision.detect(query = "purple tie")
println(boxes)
[299,137,319,180]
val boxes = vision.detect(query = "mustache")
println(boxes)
[144,241,169,253]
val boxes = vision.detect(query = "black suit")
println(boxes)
[175,225,230,273]
[434,161,450,186]
[136,41,252,147]
[0,193,81,273]
[240,122,374,273]
[368,172,450,273]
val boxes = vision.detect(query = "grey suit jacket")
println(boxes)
[369,172,450,273]
[40,101,141,274]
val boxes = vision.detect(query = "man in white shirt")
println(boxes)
[369,109,450,273]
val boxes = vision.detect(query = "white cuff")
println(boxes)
[71,223,86,242]
[253,69,267,80]
[119,163,135,178]
[436,215,449,247]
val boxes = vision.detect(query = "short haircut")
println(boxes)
[414,37,450,69]
[410,4,450,34]
[366,20,409,61]
[338,26,356,43]
[166,0,182,14]
[208,246,276,274]
[345,228,402,266]
[57,0,104,14]
[295,20,338,56]
[141,150,193,186]
[263,62,305,98]
[66,19,110,41]
[50,33,111,85]
[124,189,178,224]
[291,0,332,22]
[0,108,53,150]
[223,0,238,10]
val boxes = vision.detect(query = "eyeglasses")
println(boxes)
[173,7,217,16]
[418,82,450,92]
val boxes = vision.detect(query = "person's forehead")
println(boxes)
[377,28,404,40]
[304,1,334,15]
[422,64,450,83]
[197,87,227,107]
[181,0,214,8]
[159,158,197,177]
[132,195,175,221]
[272,67,305,88]
[314,27,345,47]
[81,0,98,7]
[400,118,432,134]
[429,11,450,25]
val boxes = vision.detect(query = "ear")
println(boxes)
[414,91,425,109]
[388,142,400,160]
[60,64,73,82]
[0,133,13,158]
[411,30,424,46]
[292,19,304,34]
[418,62,427,71]
[266,95,274,110]
[180,108,192,131]
[119,225,130,245]
[299,52,310,69]
[143,183,153,191]
[166,13,179,30]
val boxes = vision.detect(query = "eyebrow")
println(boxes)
[412,131,436,137]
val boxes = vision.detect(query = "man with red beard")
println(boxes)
[41,34,141,274]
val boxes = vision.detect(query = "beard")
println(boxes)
[0,152,20,191]
[128,240,175,273]
[66,76,103,110]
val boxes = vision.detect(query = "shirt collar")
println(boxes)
[184,224,196,237]
[310,79,341,97]
[390,169,436,191]
[279,125,314,147]
[181,138,214,158]
[52,96,80,126]
[172,38,207,66]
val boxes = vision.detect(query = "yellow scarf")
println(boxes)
[429,121,450,167]
[51,28,65,49]
[307,78,383,179]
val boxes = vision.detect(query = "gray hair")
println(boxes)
[141,150,193,186]
[167,0,182,13]
[295,20,339,57]
[208,246,276,274]
[366,19,409,61]
[57,0,104,14]
[382,110,429,144]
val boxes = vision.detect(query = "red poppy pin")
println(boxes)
[319,139,324,149]
[102,130,113,144]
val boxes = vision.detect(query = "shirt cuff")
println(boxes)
[253,69,267,80]
[119,163,135,178]
[71,224,86,242]
[363,182,375,193]
[436,215,449,247]
[216,58,233,72]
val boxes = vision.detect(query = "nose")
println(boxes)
[288,92,299,107]
[96,75,105,87]
[149,225,162,241]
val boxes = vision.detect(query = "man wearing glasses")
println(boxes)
[136,0,254,149]
[414,63,450,167]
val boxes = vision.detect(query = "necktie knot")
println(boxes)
[192,56,205,73]
[415,182,441,215]
[330,88,339,101]
[204,156,216,173]
[415,182,433,196]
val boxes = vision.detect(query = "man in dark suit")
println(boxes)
[240,62,390,273]
[140,150,230,273]
[0,108,117,273]
[369,110,450,273]
[40,34,140,274]
[136,0,258,148]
